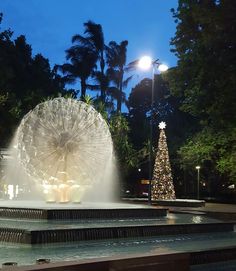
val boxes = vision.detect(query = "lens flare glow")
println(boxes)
[138,56,152,70]
[158,64,168,72]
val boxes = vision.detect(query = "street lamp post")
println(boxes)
[138,56,168,204]
[195,166,201,199]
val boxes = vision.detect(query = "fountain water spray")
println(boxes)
[8,98,116,203]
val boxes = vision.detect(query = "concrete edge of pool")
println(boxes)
[0,207,168,220]
[2,246,236,271]
[1,250,191,271]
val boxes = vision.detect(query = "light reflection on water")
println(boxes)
[192,215,202,224]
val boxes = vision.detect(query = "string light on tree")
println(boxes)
[151,122,176,200]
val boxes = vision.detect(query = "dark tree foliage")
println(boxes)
[170,0,236,126]
[128,74,191,149]
[0,13,67,146]
[169,0,236,193]
[128,78,152,149]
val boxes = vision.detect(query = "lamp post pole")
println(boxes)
[148,62,157,204]
[196,166,200,199]
[137,56,168,204]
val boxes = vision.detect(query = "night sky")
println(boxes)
[0,0,178,92]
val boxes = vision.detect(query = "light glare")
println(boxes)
[158,64,168,72]
[138,56,152,70]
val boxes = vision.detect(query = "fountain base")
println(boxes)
[0,200,167,219]
[0,220,234,244]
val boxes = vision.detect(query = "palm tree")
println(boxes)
[106,40,132,112]
[72,21,107,101]
[56,46,97,100]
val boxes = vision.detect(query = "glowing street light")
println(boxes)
[195,165,201,199]
[158,64,169,72]
[138,56,168,204]
[138,56,152,70]
[138,56,168,72]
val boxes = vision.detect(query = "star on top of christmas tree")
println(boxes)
[158,121,166,130]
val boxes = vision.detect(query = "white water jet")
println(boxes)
[4,97,118,203]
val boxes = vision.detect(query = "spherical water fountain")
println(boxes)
[14,97,113,203]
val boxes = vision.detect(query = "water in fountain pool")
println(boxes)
[0,231,236,266]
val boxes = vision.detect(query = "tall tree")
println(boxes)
[170,0,236,126]
[72,21,107,101]
[106,40,132,112]
[169,0,236,189]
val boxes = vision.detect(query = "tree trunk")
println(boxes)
[117,71,124,113]
[80,79,86,101]
[117,90,122,113]
[101,87,105,103]
[100,74,106,103]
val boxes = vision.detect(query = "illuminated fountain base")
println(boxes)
[44,184,88,204]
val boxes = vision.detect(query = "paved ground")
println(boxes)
[123,198,236,213]
[170,202,236,213]
[191,260,236,271]
[123,198,236,221]
[167,202,236,222]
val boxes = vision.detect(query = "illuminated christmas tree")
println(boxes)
[151,122,176,200]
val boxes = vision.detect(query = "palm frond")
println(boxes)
[83,94,94,105]
[126,59,139,72]
[72,34,94,48]
[107,86,119,95]
[86,84,100,91]
[63,75,77,84]
[55,63,74,75]
[122,75,133,88]
[84,21,104,51]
